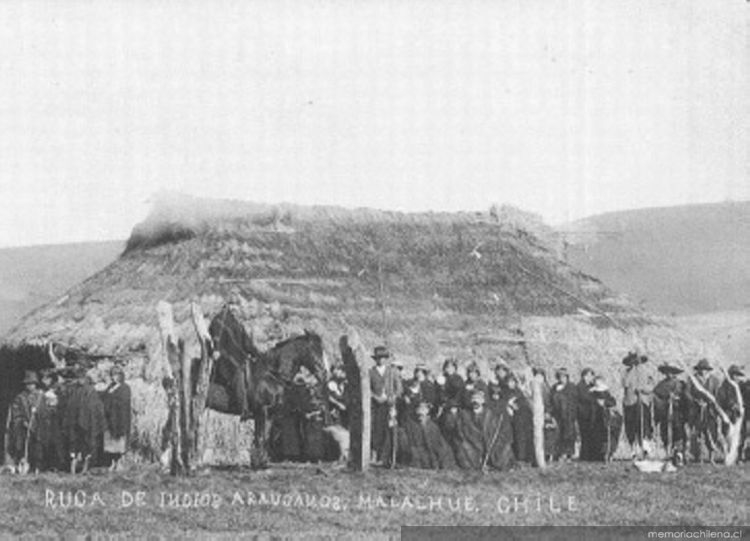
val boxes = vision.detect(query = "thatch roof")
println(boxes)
[2,193,649,363]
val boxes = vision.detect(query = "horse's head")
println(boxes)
[301,330,329,384]
[269,331,328,384]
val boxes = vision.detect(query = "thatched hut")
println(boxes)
[0,194,722,462]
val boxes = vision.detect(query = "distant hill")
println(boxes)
[564,201,750,315]
[0,241,123,335]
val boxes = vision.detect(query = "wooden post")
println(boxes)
[189,301,214,467]
[340,332,370,471]
[178,338,191,470]
[157,301,187,476]
[531,371,546,469]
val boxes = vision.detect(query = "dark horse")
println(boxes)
[206,305,328,468]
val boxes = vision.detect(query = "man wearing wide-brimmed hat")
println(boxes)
[684,358,721,462]
[621,351,654,456]
[588,378,621,462]
[401,401,456,470]
[445,389,515,471]
[368,346,403,464]
[653,362,686,456]
[8,371,43,468]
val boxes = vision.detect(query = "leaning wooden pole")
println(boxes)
[189,301,214,468]
[687,371,743,465]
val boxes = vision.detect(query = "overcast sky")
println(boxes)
[0,0,747,248]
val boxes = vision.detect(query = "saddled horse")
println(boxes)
[206,305,328,467]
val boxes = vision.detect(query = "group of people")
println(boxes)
[366,346,624,470]
[620,354,748,463]
[5,344,747,474]
[5,365,131,473]
[364,347,749,470]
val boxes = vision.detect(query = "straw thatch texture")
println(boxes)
[0,194,723,461]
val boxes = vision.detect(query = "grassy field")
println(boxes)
[673,310,750,366]
[0,460,747,538]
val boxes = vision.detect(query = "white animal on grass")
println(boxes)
[323,424,350,464]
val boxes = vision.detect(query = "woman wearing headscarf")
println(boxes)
[102,366,131,471]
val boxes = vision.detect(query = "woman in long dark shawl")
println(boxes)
[102,366,131,470]
[551,368,578,460]
[506,374,534,463]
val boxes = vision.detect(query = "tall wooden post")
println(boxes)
[531,371,547,469]
[189,301,214,467]
[157,301,187,476]
[340,332,370,471]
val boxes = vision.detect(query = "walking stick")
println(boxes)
[649,399,655,443]
[389,406,397,469]
[638,393,645,458]
[18,405,39,475]
[667,395,673,458]
[604,408,611,464]
[3,407,12,469]
[482,410,508,472]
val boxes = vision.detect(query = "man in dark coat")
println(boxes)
[9,371,43,468]
[588,378,621,462]
[551,367,578,460]
[438,397,462,461]
[61,369,106,472]
[403,401,456,470]
[102,366,132,470]
[684,358,721,462]
[30,378,65,472]
[369,346,402,464]
[299,369,327,463]
[576,368,596,461]
[653,363,686,458]
[444,390,515,471]
[273,376,305,461]
[716,365,747,461]
[208,303,260,420]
